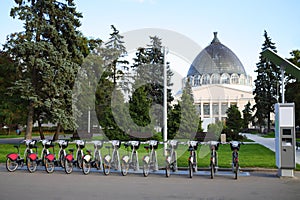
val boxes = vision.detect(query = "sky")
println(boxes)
[1,0,300,80]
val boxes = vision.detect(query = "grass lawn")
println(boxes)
[2,141,298,170]
[262,132,275,138]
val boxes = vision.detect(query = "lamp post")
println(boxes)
[163,46,168,155]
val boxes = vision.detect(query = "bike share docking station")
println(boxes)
[275,103,296,177]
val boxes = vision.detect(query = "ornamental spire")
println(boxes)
[211,32,220,44]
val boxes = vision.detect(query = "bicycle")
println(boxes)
[6,141,26,172]
[75,140,85,169]
[57,140,69,168]
[121,140,140,176]
[90,140,103,170]
[187,140,198,178]
[142,140,158,177]
[39,139,56,173]
[230,141,243,179]
[165,140,179,177]
[103,140,121,175]
[208,141,219,179]
[64,148,75,174]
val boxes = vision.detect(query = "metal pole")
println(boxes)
[281,67,285,103]
[88,106,91,134]
[163,47,168,155]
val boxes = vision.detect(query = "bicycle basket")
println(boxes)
[169,140,178,149]
[111,140,121,148]
[230,141,240,151]
[149,140,158,149]
[130,141,140,150]
[76,140,85,149]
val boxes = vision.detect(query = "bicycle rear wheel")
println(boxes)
[64,159,73,174]
[45,159,55,173]
[121,161,129,176]
[6,158,18,172]
[27,159,37,173]
[82,160,91,175]
[188,161,193,178]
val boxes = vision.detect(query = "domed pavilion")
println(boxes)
[179,32,254,130]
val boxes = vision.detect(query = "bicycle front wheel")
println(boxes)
[27,159,37,173]
[131,152,138,171]
[121,161,129,176]
[210,163,214,179]
[143,163,149,177]
[103,162,110,175]
[76,151,83,169]
[94,151,101,170]
[235,162,239,180]
[45,159,55,173]
[82,160,91,175]
[165,164,170,177]
[188,161,193,178]
[6,158,18,172]
[59,151,65,168]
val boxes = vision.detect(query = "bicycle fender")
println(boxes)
[104,155,111,163]
[122,155,129,163]
[7,153,18,161]
[143,155,150,164]
[45,154,55,162]
[65,154,73,162]
[83,155,91,162]
[28,153,37,161]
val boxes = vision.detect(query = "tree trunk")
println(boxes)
[52,123,61,141]
[38,119,45,140]
[25,102,34,140]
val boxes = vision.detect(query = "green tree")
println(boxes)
[285,50,300,127]
[225,105,243,140]
[4,0,88,139]
[242,101,252,130]
[130,36,174,134]
[0,51,27,133]
[253,30,281,132]
[103,25,129,86]
[176,81,199,139]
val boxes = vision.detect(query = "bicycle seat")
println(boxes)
[124,143,130,148]
[144,146,150,150]
[69,149,74,153]
[13,145,19,149]
[105,146,111,149]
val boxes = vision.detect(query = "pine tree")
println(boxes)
[253,30,281,132]
[225,105,243,140]
[176,81,199,139]
[130,36,174,132]
[242,101,252,130]
[4,0,86,139]
[103,25,129,86]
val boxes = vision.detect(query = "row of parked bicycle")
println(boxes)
[5,139,243,179]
